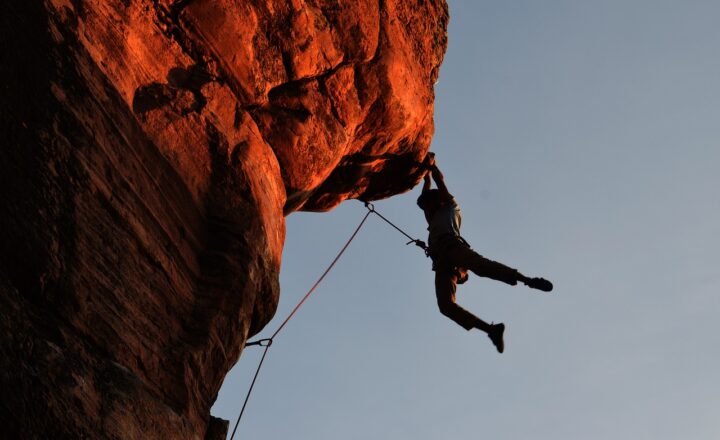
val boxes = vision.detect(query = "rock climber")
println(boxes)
[416,153,553,353]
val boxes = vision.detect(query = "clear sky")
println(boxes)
[212,1,720,438]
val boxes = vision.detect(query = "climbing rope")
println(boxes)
[362,201,428,253]
[230,201,425,439]
[229,208,372,440]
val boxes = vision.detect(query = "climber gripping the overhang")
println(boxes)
[415,153,553,353]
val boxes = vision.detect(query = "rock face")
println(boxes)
[0,0,447,438]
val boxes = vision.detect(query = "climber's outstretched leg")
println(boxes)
[443,241,553,292]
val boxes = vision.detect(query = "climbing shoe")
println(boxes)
[525,277,553,292]
[487,323,505,353]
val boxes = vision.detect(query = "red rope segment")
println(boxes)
[269,209,372,340]
[229,209,372,440]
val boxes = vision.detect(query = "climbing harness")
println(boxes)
[229,201,425,439]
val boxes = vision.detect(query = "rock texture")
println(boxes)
[0,0,447,438]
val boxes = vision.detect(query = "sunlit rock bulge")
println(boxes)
[0,0,447,438]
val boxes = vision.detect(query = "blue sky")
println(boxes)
[212,1,720,438]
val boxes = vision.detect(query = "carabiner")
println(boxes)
[245,338,273,348]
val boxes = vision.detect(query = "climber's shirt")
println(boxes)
[427,198,462,250]
[425,198,468,283]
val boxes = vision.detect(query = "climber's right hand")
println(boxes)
[420,152,436,169]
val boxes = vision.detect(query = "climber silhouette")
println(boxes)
[417,154,553,353]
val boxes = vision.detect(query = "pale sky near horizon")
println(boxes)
[212,1,720,439]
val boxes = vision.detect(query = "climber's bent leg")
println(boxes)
[435,269,490,332]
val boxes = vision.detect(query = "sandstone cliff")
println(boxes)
[0,1,447,438]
